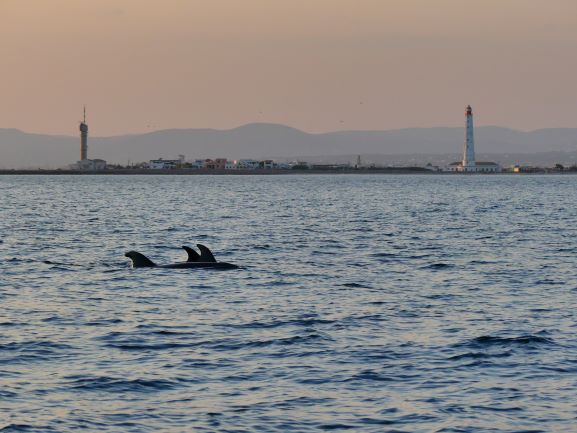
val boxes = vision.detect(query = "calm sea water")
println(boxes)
[1,174,577,433]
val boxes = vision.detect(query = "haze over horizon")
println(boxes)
[1,0,577,137]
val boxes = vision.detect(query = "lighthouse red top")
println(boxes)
[466,105,472,116]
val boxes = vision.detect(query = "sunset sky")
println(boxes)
[1,0,576,135]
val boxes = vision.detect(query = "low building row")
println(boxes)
[146,158,293,170]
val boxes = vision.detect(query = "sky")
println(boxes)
[1,0,576,136]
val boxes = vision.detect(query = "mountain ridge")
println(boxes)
[1,123,577,168]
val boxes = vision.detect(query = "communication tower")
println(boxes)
[80,106,88,160]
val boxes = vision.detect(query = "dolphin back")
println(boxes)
[182,246,201,262]
[125,244,235,269]
[197,244,217,263]
[125,251,157,268]
[161,261,238,269]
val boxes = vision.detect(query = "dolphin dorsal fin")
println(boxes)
[125,251,156,268]
[197,244,217,262]
[182,245,200,262]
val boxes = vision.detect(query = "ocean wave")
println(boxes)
[341,282,372,288]
[220,317,336,329]
[0,390,18,399]
[344,370,418,383]
[0,425,59,433]
[448,351,513,361]
[211,333,333,351]
[457,335,556,349]
[423,263,454,270]
[103,341,201,351]
[64,375,185,392]
[0,341,74,364]
[0,321,22,327]
[84,318,124,326]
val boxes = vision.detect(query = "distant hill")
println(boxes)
[1,123,577,168]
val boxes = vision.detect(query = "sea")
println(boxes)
[1,174,576,433]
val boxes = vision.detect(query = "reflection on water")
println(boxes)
[1,174,577,432]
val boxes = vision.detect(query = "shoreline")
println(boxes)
[0,168,433,175]
[0,168,570,175]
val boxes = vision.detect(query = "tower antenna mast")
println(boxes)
[79,106,89,161]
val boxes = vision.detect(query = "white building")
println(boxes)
[148,158,181,169]
[261,160,275,169]
[289,161,310,169]
[190,159,205,169]
[446,105,501,173]
[446,161,501,173]
[74,159,107,171]
[236,159,260,170]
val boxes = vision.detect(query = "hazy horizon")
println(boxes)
[3,123,577,169]
[4,121,577,139]
[1,0,577,137]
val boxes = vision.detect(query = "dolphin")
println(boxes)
[125,244,238,269]
[196,244,216,262]
[182,245,201,262]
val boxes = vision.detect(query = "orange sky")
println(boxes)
[1,0,576,135]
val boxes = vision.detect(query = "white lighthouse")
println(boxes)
[445,105,501,173]
[462,105,476,171]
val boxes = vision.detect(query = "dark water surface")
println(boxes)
[1,174,577,432]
